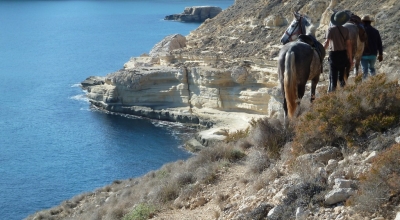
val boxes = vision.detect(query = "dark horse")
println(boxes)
[278,12,326,119]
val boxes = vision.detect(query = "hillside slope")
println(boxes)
[26,0,400,219]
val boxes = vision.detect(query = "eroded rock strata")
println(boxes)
[83,0,399,138]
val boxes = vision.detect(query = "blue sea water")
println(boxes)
[0,1,233,219]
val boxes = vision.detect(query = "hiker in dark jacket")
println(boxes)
[361,15,383,79]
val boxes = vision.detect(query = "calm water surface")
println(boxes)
[0,1,233,219]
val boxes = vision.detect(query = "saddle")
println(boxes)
[297,34,315,47]
[297,34,324,73]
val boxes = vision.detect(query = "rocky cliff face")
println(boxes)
[83,0,400,133]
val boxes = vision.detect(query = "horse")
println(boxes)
[278,12,326,119]
[280,12,309,44]
[343,11,365,81]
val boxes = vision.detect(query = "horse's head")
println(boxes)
[280,11,310,45]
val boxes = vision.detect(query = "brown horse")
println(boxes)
[278,12,326,119]
[343,12,366,81]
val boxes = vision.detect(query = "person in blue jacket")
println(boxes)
[360,15,383,79]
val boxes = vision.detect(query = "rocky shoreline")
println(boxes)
[164,6,222,22]
[28,0,400,219]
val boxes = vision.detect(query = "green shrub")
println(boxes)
[293,74,400,153]
[122,203,156,220]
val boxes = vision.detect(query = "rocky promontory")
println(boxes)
[164,6,222,22]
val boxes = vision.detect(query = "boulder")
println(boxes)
[297,146,342,165]
[395,212,400,220]
[325,159,338,174]
[267,206,282,220]
[149,34,186,58]
[296,207,309,220]
[81,76,105,89]
[165,6,222,22]
[324,188,355,205]
[364,151,377,163]
[333,178,356,189]
[395,136,400,144]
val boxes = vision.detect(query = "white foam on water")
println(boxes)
[69,94,89,102]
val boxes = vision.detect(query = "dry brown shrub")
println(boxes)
[352,143,400,216]
[246,149,270,174]
[249,117,292,159]
[222,127,250,143]
[293,74,400,154]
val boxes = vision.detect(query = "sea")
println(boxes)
[0,1,233,219]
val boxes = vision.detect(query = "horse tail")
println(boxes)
[284,51,298,118]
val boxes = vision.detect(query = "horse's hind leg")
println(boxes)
[310,76,319,102]
[297,83,306,101]
[293,84,306,117]
[283,98,289,118]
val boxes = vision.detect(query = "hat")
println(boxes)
[330,11,350,26]
[361,15,373,22]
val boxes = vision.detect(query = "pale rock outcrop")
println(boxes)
[296,207,309,220]
[267,206,283,220]
[149,34,186,58]
[364,151,377,163]
[324,188,355,205]
[83,33,281,127]
[333,178,356,189]
[297,146,342,166]
[325,159,338,174]
[264,15,287,28]
[395,212,400,220]
[164,6,222,22]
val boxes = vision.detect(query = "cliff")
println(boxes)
[82,0,400,145]
[27,0,400,219]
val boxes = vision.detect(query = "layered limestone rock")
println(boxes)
[81,34,283,141]
[83,59,281,124]
[164,6,222,22]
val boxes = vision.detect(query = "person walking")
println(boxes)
[323,11,353,92]
[360,15,383,79]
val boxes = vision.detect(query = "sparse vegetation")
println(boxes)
[293,74,400,154]
[248,118,293,159]
[122,203,155,220]
[351,143,400,215]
